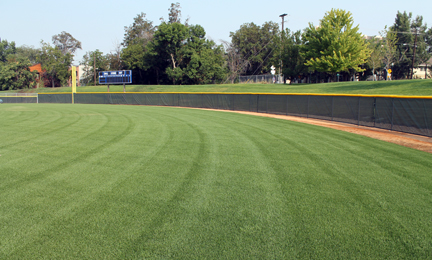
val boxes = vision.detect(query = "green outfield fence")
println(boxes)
[8,92,429,137]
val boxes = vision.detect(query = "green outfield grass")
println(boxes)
[7,78,432,96]
[1,103,432,259]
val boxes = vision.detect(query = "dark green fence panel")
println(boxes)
[375,98,393,130]
[391,98,432,137]
[1,97,37,103]
[286,95,308,117]
[308,96,333,120]
[267,95,287,115]
[39,94,72,103]
[234,94,254,112]
[217,94,233,110]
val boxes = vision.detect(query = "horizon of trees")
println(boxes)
[2,3,432,89]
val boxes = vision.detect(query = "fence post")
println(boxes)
[358,97,361,126]
[257,95,260,113]
[331,96,334,121]
[391,98,395,131]
[373,98,377,127]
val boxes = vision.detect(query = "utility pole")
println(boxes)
[279,13,287,84]
[94,54,96,86]
[411,28,418,79]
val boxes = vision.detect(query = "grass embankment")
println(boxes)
[1,104,431,258]
[7,79,432,96]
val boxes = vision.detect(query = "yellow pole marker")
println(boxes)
[72,66,76,103]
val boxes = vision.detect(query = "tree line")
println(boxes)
[1,4,432,90]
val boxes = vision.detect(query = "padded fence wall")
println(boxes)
[38,94,72,103]
[38,93,432,137]
[0,97,37,103]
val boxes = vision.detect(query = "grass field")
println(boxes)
[7,79,432,96]
[1,103,432,259]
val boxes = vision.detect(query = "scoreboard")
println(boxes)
[99,70,132,84]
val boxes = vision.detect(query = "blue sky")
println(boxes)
[2,0,432,63]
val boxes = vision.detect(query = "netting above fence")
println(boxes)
[239,74,283,84]
[0,93,38,103]
[36,92,432,137]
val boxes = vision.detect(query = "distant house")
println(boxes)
[413,57,432,79]
[28,63,80,88]
[67,65,81,87]
[29,63,47,88]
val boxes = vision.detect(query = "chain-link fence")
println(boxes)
[239,74,283,84]
[0,93,38,103]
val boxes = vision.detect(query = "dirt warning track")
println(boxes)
[205,108,432,154]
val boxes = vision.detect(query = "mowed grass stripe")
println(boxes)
[0,104,431,259]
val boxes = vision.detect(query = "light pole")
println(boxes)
[279,13,287,83]
[279,13,287,31]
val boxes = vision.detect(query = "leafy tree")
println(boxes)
[0,56,37,90]
[181,25,225,84]
[272,29,307,83]
[168,2,182,24]
[302,9,371,80]
[0,39,16,62]
[148,22,226,84]
[149,22,189,84]
[366,37,385,80]
[52,31,82,55]
[38,41,73,88]
[16,45,39,64]
[221,40,247,83]
[379,26,398,78]
[160,2,189,25]
[80,49,108,85]
[410,15,431,78]
[121,44,148,83]
[0,41,37,90]
[390,11,414,79]
[122,13,155,47]
[230,22,279,75]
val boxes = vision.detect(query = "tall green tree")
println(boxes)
[379,26,398,79]
[52,31,82,55]
[38,41,73,88]
[0,56,37,90]
[230,22,279,75]
[0,39,16,63]
[272,29,307,83]
[16,45,39,64]
[181,25,225,84]
[302,9,371,80]
[366,37,385,80]
[148,22,189,84]
[80,49,108,85]
[148,22,226,84]
[0,40,37,90]
[122,13,155,47]
[409,15,431,78]
[390,11,414,79]
[121,12,156,84]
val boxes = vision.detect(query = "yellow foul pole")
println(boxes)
[72,66,76,104]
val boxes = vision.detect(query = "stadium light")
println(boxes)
[279,13,287,31]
